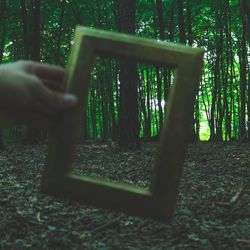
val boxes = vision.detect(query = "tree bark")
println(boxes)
[215,8,224,142]
[20,0,30,59]
[156,0,164,40]
[55,0,65,65]
[239,0,247,141]
[25,0,42,144]
[0,0,7,150]
[145,68,152,139]
[155,0,165,132]
[177,0,186,43]
[186,0,199,142]
[106,60,117,140]
[223,0,231,140]
[116,0,140,149]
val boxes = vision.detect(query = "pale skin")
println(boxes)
[0,60,77,128]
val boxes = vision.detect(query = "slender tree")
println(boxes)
[55,0,65,65]
[116,0,140,149]
[20,0,29,59]
[186,0,200,141]
[223,0,232,140]
[239,0,247,141]
[177,0,186,44]
[25,0,42,144]
[155,0,165,132]
[0,0,7,150]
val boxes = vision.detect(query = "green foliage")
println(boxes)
[0,0,249,142]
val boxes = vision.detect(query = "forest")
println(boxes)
[0,0,249,146]
[0,0,250,249]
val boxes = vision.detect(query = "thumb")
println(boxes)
[33,85,78,115]
[60,93,78,108]
[47,92,78,114]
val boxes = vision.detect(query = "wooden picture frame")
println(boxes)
[41,26,204,222]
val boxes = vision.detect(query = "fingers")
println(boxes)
[10,60,77,118]
[22,61,66,84]
[32,82,78,116]
[41,79,64,92]
[15,60,66,93]
[0,61,76,128]
[21,61,77,116]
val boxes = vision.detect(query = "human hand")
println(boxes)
[0,60,77,128]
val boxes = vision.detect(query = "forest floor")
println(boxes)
[0,141,250,249]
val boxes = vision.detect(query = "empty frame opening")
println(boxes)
[72,56,175,188]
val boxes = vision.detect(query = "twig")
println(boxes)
[93,215,123,232]
[236,239,250,244]
[230,183,243,205]
[215,201,231,206]
[29,220,43,226]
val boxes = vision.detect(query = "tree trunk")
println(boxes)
[156,68,163,131]
[228,0,236,140]
[177,0,186,44]
[209,59,217,141]
[0,0,7,150]
[106,60,117,140]
[25,0,42,144]
[186,0,199,142]
[224,0,232,140]
[145,68,152,139]
[100,75,108,142]
[90,87,97,139]
[138,67,147,139]
[239,0,250,140]
[55,0,65,65]
[156,0,165,40]
[178,0,197,142]
[239,0,250,42]
[165,0,175,103]
[116,0,140,149]
[155,0,165,132]
[215,8,224,142]
[20,0,30,59]
[0,0,7,65]
[239,0,247,141]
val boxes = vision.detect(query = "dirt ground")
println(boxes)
[0,142,250,249]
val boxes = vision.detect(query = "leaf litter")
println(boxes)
[0,141,250,249]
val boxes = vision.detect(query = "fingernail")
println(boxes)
[63,94,77,105]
